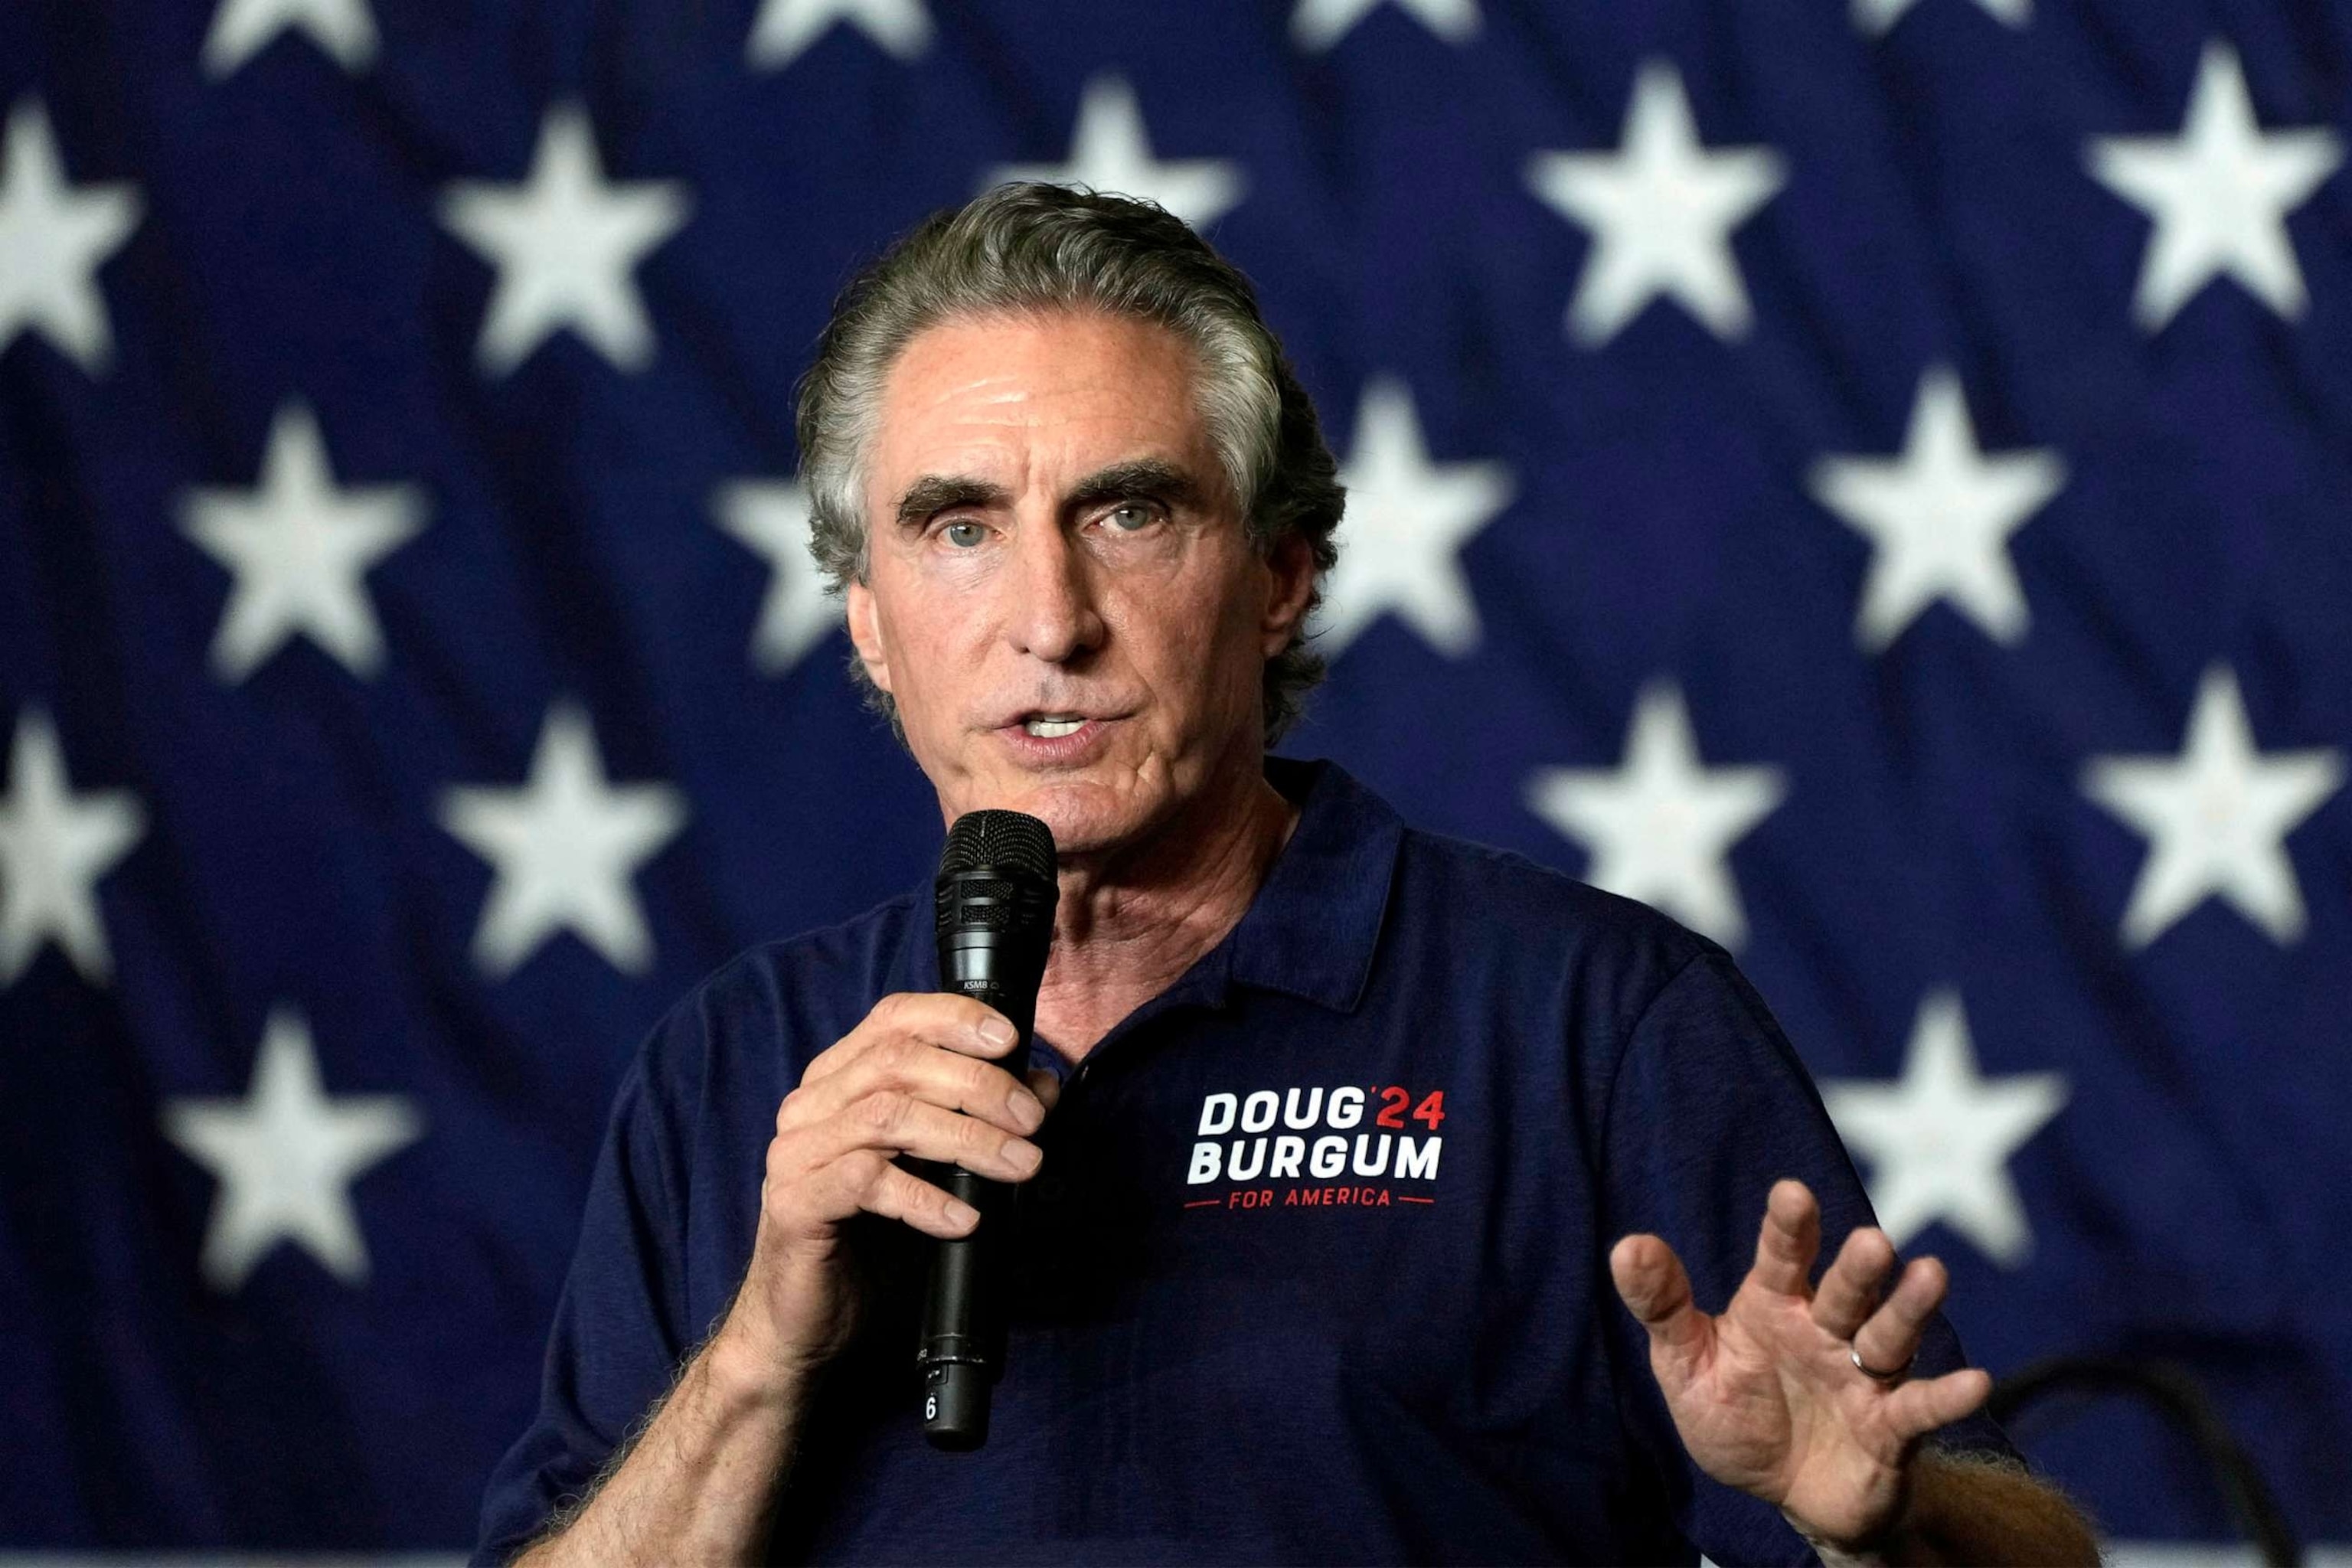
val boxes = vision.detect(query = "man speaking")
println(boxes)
[473,185,2097,1565]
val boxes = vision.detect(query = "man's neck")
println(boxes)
[1029,764,1302,1066]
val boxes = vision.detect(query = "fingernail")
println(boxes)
[1008,1090,1045,1132]
[978,1018,1018,1050]
[945,1199,980,1230]
[1002,1138,1042,1175]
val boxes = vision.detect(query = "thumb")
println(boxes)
[1611,1233,1712,1385]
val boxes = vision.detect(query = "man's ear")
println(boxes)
[1259,531,1318,658]
[845,579,894,696]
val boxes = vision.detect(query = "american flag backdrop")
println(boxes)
[2,0,2348,1555]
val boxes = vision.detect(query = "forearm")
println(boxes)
[1800,1449,2102,1568]
[511,1328,812,1568]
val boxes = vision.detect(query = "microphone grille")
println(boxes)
[939,809,1057,882]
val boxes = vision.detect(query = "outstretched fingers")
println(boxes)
[1883,1366,1993,1438]
[1746,1178,1822,1299]
[1854,1254,1948,1379]
[1610,1233,1713,1384]
[1811,1225,1896,1340]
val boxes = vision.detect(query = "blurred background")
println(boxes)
[2,0,2347,1558]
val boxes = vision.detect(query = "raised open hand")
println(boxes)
[1609,1178,1994,1550]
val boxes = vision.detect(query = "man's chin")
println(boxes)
[985,777,1155,862]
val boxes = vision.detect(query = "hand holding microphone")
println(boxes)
[710,810,1056,1448]
[918,809,1059,1448]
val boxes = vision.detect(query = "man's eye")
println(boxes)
[940,521,986,548]
[1105,502,1159,532]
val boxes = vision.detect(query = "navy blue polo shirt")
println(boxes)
[474,756,2007,1565]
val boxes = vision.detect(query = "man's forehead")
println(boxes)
[868,311,1217,492]
[879,312,1200,422]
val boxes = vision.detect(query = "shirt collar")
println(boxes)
[886,756,1403,1016]
[1224,755,1401,1012]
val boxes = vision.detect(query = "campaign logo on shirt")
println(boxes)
[1182,1084,1446,1214]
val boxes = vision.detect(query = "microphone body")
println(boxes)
[920,809,1057,1450]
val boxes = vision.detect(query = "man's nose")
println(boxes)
[1004,517,1106,665]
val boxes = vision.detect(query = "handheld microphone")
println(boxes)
[919,808,1057,1450]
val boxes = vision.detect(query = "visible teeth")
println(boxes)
[1024,716,1086,738]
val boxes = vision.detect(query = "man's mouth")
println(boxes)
[1022,714,1090,738]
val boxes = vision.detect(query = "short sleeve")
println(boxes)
[470,1031,696,1567]
[1599,948,2017,1566]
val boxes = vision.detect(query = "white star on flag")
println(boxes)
[1290,0,1480,51]
[985,75,1245,231]
[713,481,844,674]
[439,104,692,376]
[201,0,379,79]
[1525,681,1786,949]
[1524,61,1785,346]
[439,704,688,977]
[162,1007,423,1293]
[747,0,931,68]
[1853,0,2027,38]
[2082,665,2343,949]
[1808,367,2066,652]
[0,710,145,988]
[179,401,429,683]
[2087,41,2343,332]
[0,100,142,375]
[1823,989,2067,1268]
[1312,376,1513,660]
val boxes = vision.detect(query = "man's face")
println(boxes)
[846,309,1313,858]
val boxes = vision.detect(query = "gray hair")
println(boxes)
[794,182,1344,748]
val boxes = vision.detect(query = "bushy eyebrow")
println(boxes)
[894,475,1011,532]
[890,459,1208,534]
[1063,459,1207,515]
